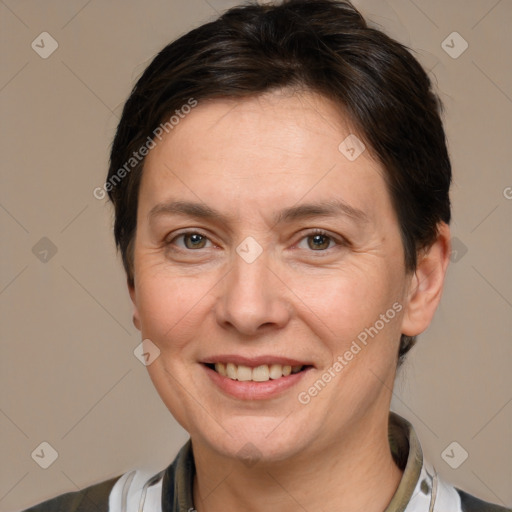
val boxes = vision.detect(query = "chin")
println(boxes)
[195,414,315,465]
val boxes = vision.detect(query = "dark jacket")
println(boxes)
[20,413,511,512]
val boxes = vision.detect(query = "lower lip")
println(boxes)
[203,364,312,400]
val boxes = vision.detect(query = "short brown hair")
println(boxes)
[107,0,451,362]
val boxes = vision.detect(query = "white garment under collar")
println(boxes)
[107,459,463,512]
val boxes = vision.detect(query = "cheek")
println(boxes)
[290,262,399,343]
[135,269,212,352]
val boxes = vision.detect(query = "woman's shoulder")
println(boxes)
[20,475,121,512]
[19,442,190,512]
[455,488,511,512]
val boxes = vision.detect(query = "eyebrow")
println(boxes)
[148,198,368,226]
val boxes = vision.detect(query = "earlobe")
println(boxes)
[128,279,141,331]
[401,222,451,337]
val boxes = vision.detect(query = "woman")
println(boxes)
[23,0,509,510]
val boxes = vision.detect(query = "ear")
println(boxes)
[128,278,141,331]
[401,222,451,337]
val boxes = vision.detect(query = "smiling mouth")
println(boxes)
[204,362,310,382]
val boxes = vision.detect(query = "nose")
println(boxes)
[215,248,292,336]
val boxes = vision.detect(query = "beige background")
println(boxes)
[1,0,511,510]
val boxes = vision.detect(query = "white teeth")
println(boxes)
[252,365,270,382]
[215,362,227,377]
[213,362,304,381]
[269,364,283,379]
[226,362,237,379]
[236,365,252,381]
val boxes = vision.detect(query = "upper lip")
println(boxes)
[202,355,313,367]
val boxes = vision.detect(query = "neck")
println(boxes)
[192,411,403,512]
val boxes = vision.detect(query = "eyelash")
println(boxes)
[165,228,345,253]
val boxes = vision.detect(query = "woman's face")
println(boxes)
[130,90,415,462]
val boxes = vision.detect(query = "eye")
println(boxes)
[297,229,340,251]
[168,231,213,250]
[166,229,343,253]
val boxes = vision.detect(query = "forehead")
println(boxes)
[139,90,392,225]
